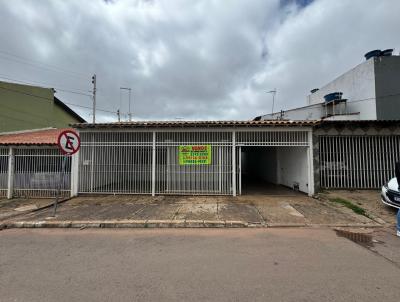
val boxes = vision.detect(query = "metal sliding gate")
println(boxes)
[78,132,153,194]
[77,130,310,195]
[155,132,233,195]
[319,136,400,189]
[0,148,8,197]
[13,148,71,198]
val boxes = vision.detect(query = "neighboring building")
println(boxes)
[258,50,400,121]
[0,81,85,133]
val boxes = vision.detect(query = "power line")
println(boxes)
[64,102,119,114]
[55,89,92,97]
[0,85,122,115]
[0,102,55,122]
[0,112,50,128]
[264,92,400,116]
[0,49,88,79]
[0,74,92,97]
[0,85,52,101]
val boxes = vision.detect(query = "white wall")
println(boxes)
[307,58,377,120]
[241,146,309,194]
[262,103,325,120]
[261,58,378,121]
[277,146,309,193]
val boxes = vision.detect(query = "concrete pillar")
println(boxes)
[7,147,14,199]
[70,151,80,197]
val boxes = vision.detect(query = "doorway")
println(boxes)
[239,146,309,195]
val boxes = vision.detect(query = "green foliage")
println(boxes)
[328,197,370,218]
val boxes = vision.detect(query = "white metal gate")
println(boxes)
[320,136,400,188]
[0,148,8,197]
[155,132,233,195]
[77,129,311,196]
[78,132,153,194]
[13,148,71,198]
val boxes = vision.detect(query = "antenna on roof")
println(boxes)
[120,87,132,121]
[91,74,96,123]
[266,89,277,116]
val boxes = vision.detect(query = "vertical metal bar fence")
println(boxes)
[319,136,400,189]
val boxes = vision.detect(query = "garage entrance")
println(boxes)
[238,146,310,195]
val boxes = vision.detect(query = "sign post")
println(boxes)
[53,130,80,216]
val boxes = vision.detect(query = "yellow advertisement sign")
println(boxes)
[179,145,212,165]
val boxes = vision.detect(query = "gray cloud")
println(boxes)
[0,0,399,122]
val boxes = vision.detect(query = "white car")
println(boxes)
[381,177,400,209]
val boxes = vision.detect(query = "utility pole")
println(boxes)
[117,109,121,122]
[120,87,132,121]
[92,74,97,123]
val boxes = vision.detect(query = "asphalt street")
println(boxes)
[0,228,399,302]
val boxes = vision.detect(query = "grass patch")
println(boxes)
[328,197,370,218]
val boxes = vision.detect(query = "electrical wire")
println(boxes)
[63,102,119,114]
[262,93,400,117]
[0,49,88,79]
[0,112,50,128]
[0,85,122,115]
[0,74,91,96]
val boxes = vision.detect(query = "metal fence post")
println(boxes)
[232,131,236,196]
[152,131,156,196]
[7,147,14,199]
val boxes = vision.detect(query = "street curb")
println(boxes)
[0,220,384,230]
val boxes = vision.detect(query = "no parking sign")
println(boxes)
[57,130,80,155]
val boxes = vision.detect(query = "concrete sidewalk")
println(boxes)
[0,192,387,229]
[0,198,58,221]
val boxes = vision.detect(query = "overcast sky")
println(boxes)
[1,0,399,122]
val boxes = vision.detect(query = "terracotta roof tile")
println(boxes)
[72,120,321,129]
[0,128,72,146]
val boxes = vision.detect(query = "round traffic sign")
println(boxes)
[57,130,81,155]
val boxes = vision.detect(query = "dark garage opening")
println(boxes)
[240,146,309,195]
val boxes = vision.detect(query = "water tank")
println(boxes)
[381,49,393,56]
[364,49,381,60]
[324,92,343,102]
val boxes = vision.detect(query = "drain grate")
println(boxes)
[335,229,373,245]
